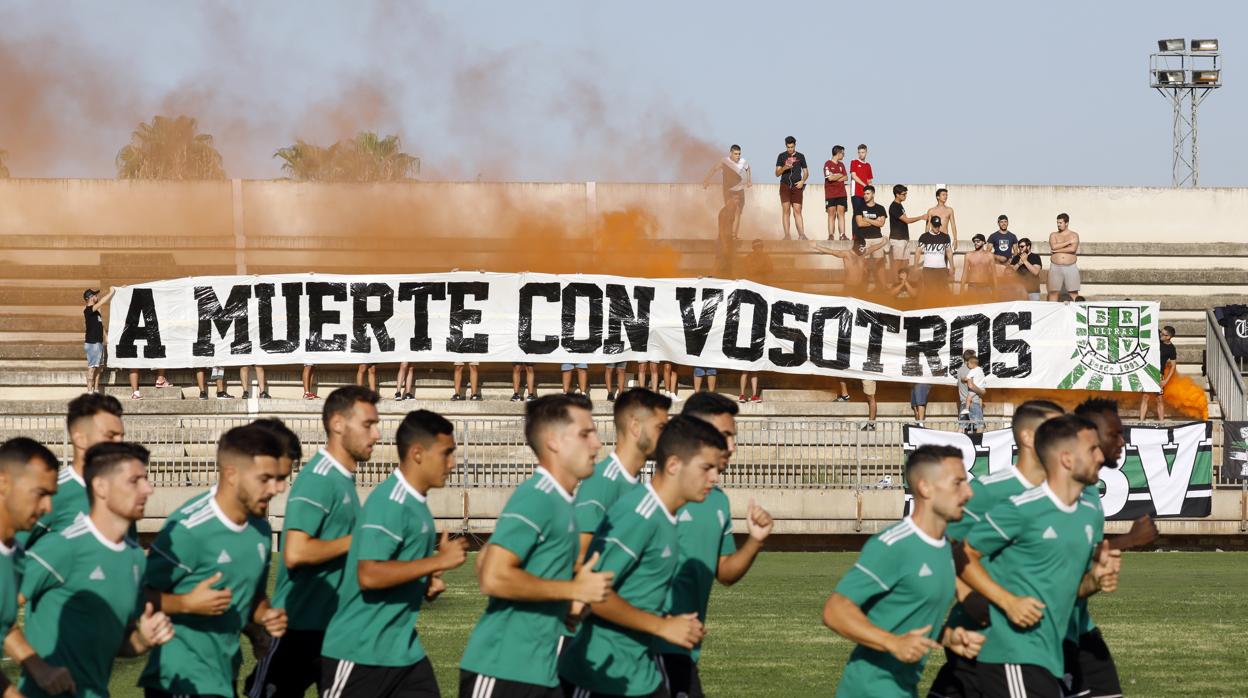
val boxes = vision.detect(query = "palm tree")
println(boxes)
[116,115,226,180]
[0,150,9,178]
[273,132,419,182]
[273,140,333,181]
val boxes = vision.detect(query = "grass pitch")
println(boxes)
[5,551,1245,697]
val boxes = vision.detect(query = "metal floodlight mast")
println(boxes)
[1149,38,1222,187]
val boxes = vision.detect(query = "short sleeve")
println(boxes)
[967,499,1028,557]
[492,491,549,561]
[590,512,650,584]
[355,497,406,562]
[144,520,197,592]
[573,479,609,535]
[285,476,333,536]
[21,537,72,602]
[1031,254,1043,269]
[834,537,899,606]
[775,153,785,167]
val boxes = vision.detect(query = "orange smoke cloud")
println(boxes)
[1163,373,1209,421]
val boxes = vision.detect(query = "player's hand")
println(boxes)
[2,684,26,698]
[565,600,592,633]
[656,612,704,649]
[885,625,940,664]
[425,572,447,601]
[434,531,468,571]
[1092,543,1122,593]
[257,606,287,638]
[571,552,614,604]
[746,498,773,542]
[140,602,175,647]
[944,626,986,659]
[1124,515,1159,549]
[1002,595,1045,628]
[20,656,75,696]
[185,571,233,615]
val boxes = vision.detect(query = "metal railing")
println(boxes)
[1207,308,1248,423]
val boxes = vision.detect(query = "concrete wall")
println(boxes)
[3,179,1248,244]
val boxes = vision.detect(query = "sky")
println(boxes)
[1,0,1243,186]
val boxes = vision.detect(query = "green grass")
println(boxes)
[6,552,1247,697]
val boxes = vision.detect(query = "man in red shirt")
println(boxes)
[849,144,873,243]
[824,146,849,241]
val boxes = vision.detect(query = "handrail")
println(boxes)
[1206,308,1247,422]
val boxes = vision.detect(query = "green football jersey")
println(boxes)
[559,483,679,697]
[139,493,273,697]
[16,466,88,552]
[967,482,1103,679]
[833,517,956,698]
[461,467,577,687]
[0,540,18,633]
[273,448,360,631]
[573,453,642,535]
[321,469,437,667]
[1068,485,1106,641]
[19,517,146,698]
[655,485,737,661]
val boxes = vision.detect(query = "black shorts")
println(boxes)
[825,196,848,210]
[460,670,562,698]
[243,628,324,698]
[978,663,1061,698]
[559,678,670,698]
[320,656,440,698]
[145,690,228,698]
[1061,629,1122,698]
[928,649,980,698]
[657,654,703,698]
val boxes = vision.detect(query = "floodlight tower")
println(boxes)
[1151,39,1221,187]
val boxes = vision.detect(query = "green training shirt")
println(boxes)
[321,469,437,667]
[1068,484,1106,642]
[0,540,18,634]
[833,517,956,698]
[16,466,88,552]
[967,482,1103,679]
[573,453,642,535]
[272,448,360,632]
[559,483,679,697]
[461,467,577,687]
[139,492,273,697]
[655,485,737,662]
[19,517,146,698]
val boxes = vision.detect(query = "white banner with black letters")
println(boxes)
[106,272,1161,390]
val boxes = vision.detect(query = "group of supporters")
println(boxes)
[826,397,1159,697]
[0,386,775,698]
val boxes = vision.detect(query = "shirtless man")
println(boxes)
[958,234,997,296]
[703,144,751,238]
[1048,212,1081,301]
[813,238,889,290]
[925,187,959,248]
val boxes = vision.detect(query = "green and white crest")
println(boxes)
[1059,304,1160,391]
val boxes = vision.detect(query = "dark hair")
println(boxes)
[613,388,672,429]
[863,184,875,195]
[0,437,59,474]
[1034,414,1097,468]
[1057,213,1070,223]
[730,144,741,151]
[524,393,594,453]
[832,145,845,156]
[972,233,986,243]
[396,409,455,460]
[857,143,868,151]
[66,392,123,433]
[1074,295,1086,302]
[893,184,907,196]
[218,425,284,471]
[962,349,977,361]
[1018,237,1032,247]
[998,214,1009,221]
[1012,400,1064,443]
[250,418,302,462]
[322,385,380,432]
[784,136,796,146]
[83,441,149,501]
[1162,325,1176,336]
[682,391,739,419]
[905,444,963,489]
[897,267,909,278]
[1075,398,1120,420]
[652,415,728,476]
[935,187,948,198]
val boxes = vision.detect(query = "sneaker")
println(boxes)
[525,393,537,401]
[860,423,876,431]
[607,391,618,402]
[738,394,748,403]
[259,391,271,399]
[914,420,925,428]
[510,392,523,402]
[835,394,850,402]
[198,390,208,401]
[130,390,142,400]
[403,392,415,401]
[217,391,234,399]
[959,409,970,418]
[240,390,251,399]
[394,391,404,401]
[751,394,762,403]
[669,392,683,403]
[303,392,318,400]
[451,393,465,401]
[154,377,175,389]
[470,393,483,401]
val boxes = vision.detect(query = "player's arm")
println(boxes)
[358,531,467,591]
[90,287,117,310]
[1161,358,1177,387]
[118,602,174,657]
[146,522,233,616]
[822,593,938,662]
[797,164,808,187]
[900,211,928,224]
[284,529,351,568]
[716,499,772,586]
[850,169,867,187]
[11,545,80,695]
[1078,541,1121,599]
[479,545,613,604]
[962,507,1047,628]
[1023,256,1042,276]
[592,589,703,649]
[774,156,787,177]
[865,238,889,257]
[854,211,871,228]
[5,621,77,696]
[1110,515,1159,550]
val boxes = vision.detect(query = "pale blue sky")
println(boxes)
[1,0,1242,186]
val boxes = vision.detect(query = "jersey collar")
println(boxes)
[393,469,427,503]
[608,452,638,485]
[645,482,678,525]
[1040,482,1078,513]
[1007,466,1036,489]
[316,448,354,479]
[64,466,85,487]
[82,514,127,552]
[904,516,947,548]
[536,467,574,503]
[210,493,249,533]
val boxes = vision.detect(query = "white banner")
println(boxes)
[106,272,1161,391]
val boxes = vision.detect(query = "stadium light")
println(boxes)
[1158,38,1185,52]
[1150,38,1221,187]
[1153,70,1185,85]
[1191,70,1221,85]
[1191,39,1219,52]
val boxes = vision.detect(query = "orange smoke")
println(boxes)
[1163,373,1209,421]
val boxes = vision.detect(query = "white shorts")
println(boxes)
[864,238,887,259]
[889,240,910,259]
[453,362,480,367]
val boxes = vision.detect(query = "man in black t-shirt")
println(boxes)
[854,185,889,286]
[1140,325,1178,421]
[774,136,809,240]
[82,287,116,394]
[886,184,930,275]
[1007,237,1044,300]
[986,214,1018,270]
